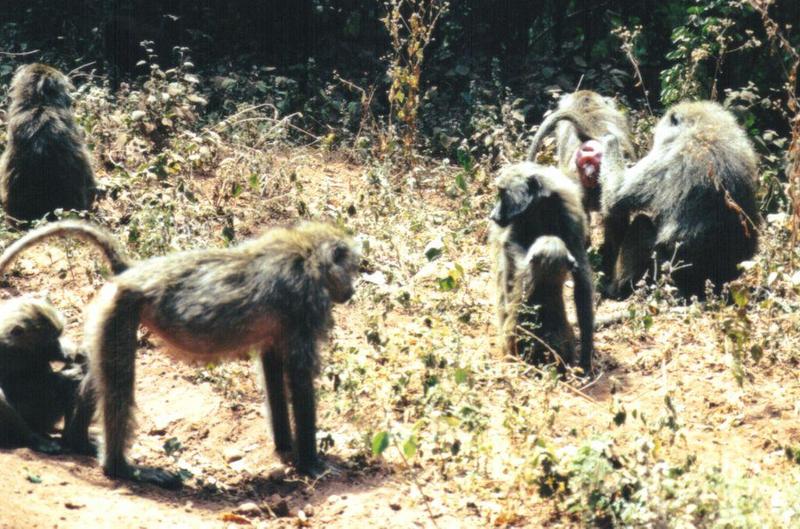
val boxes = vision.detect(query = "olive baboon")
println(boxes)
[0,296,87,453]
[527,90,635,214]
[0,220,359,488]
[500,236,578,367]
[594,101,761,298]
[490,162,594,372]
[0,64,96,222]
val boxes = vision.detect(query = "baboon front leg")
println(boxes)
[95,289,182,489]
[62,374,98,456]
[609,213,656,299]
[287,365,324,477]
[0,390,61,454]
[261,351,292,456]
[600,210,629,284]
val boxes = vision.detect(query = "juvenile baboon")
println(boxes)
[0,296,87,453]
[490,162,594,372]
[527,90,635,214]
[0,64,96,222]
[0,220,360,488]
[593,101,761,298]
[501,236,577,366]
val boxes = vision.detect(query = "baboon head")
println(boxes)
[0,297,65,375]
[651,101,731,150]
[524,236,577,284]
[320,239,360,303]
[560,90,616,116]
[490,163,552,228]
[9,63,73,111]
[294,222,360,304]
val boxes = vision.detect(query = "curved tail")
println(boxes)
[0,220,130,276]
[526,108,593,162]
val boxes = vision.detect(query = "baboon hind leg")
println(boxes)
[287,361,325,477]
[95,291,182,489]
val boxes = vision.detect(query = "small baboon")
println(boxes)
[527,90,635,214]
[490,162,594,372]
[593,101,761,298]
[0,296,87,453]
[501,236,577,366]
[0,64,96,222]
[0,220,360,488]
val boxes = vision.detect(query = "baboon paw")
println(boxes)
[275,447,293,464]
[30,435,63,455]
[109,464,184,490]
[65,437,98,457]
[296,458,334,479]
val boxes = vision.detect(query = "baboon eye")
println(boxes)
[10,325,24,337]
[670,113,680,126]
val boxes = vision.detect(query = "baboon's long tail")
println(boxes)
[0,220,130,276]
[526,108,592,162]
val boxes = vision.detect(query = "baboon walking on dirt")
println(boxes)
[0,220,360,488]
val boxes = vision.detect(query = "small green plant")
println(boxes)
[716,283,764,386]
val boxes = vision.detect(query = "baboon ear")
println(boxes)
[332,244,349,265]
[527,176,551,200]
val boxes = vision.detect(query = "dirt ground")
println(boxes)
[0,152,798,528]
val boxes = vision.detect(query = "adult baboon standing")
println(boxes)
[0,220,360,488]
[0,64,96,222]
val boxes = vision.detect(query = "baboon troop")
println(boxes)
[492,96,763,369]
[527,90,635,215]
[523,97,760,299]
[0,64,96,223]
[490,162,594,372]
[0,296,87,453]
[0,55,772,494]
[0,220,360,488]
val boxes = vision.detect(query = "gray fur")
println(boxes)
[490,162,594,372]
[0,220,359,487]
[0,296,87,454]
[0,64,96,222]
[597,100,761,298]
[527,90,635,214]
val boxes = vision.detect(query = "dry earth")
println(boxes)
[0,150,798,528]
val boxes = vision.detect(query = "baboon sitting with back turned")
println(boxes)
[0,220,361,488]
[0,64,96,222]
[500,236,578,367]
[0,296,88,454]
[490,162,594,372]
[590,101,760,298]
[526,90,635,215]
